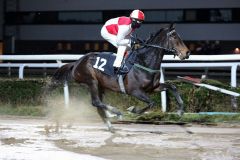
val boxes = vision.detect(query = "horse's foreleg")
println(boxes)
[98,86,122,120]
[97,108,115,133]
[89,81,121,115]
[160,83,184,116]
[129,90,155,114]
[88,81,121,132]
[89,82,106,109]
[98,85,104,101]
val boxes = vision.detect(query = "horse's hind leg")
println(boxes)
[160,83,184,116]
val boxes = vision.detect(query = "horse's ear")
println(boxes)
[169,23,176,30]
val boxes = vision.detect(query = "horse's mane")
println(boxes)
[145,28,165,43]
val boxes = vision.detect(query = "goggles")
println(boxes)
[132,18,143,24]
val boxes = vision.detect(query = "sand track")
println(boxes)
[0,116,240,160]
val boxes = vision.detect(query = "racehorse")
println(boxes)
[50,24,190,132]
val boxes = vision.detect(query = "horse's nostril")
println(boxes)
[185,51,190,59]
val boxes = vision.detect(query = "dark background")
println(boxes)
[0,0,240,55]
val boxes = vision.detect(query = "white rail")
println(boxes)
[1,54,240,61]
[160,62,240,112]
[0,55,83,61]
[0,54,240,111]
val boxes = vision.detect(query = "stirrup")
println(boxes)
[114,67,120,74]
[114,59,128,75]
[116,66,128,75]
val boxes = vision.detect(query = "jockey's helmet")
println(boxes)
[130,10,144,29]
[130,10,145,21]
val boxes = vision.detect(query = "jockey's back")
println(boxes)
[103,16,133,36]
[101,9,145,73]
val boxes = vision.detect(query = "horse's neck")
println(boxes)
[135,30,167,70]
[136,47,164,70]
[138,39,167,70]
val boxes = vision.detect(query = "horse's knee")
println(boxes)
[153,86,165,92]
[177,109,184,116]
[160,83,177,92]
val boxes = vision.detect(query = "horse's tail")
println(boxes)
[46,54,89,93]
[52,62,75,84]
[42,62,75,105]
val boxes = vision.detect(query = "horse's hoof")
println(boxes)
[105,110,116,118]
[106,105,122,116]
[108,127,115,133]
[177,110,184,116]
[117,115,123,120]
[113,110,122,117]
[127,106,137,113]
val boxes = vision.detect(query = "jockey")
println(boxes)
[101,9,145,73]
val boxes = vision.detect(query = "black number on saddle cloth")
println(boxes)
[92,53,116,76]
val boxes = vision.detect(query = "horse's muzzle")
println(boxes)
[185,51,191,59]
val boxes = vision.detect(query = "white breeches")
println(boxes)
[114,46,127,67]
[101,27,118,47]
[101,27,130,67]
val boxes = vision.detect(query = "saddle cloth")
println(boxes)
[92,52,135,76]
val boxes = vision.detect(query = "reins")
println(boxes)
[133,29,177,55]
[131,29,177,73]
[140,43,176,53]
[133,63,161,73]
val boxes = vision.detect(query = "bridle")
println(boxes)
[131,29,183,73]
[136,29,179,57]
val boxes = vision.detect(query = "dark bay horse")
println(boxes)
[51,24,190,132]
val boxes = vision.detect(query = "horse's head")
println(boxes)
[164,23,190,60]
[146,24,190,60]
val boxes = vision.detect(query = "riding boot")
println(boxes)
[114,67,119,73]
[119,66,129,74]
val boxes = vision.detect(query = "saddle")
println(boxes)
[92,52,135,77]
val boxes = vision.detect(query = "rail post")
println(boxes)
[7,62,11,77]
[64,81,69,109]
[19,64,26,79]
[160,68,167,112]
[231,64,238,109]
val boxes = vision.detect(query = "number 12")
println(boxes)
[93,57,107,71]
